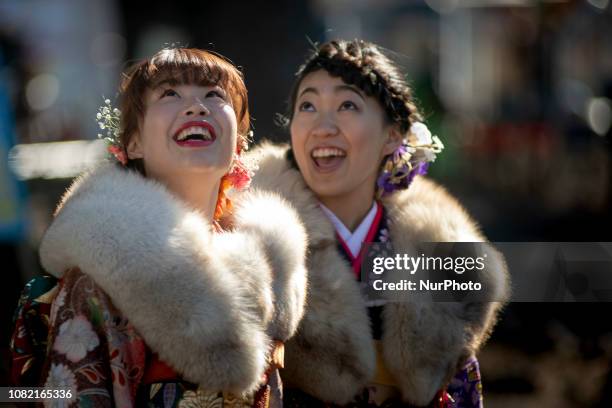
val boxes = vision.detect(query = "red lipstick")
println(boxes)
[173,121,216,147]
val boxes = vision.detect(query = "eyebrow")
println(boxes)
[149,82,175,97]
[298,84,365,101]
[153,81,224,90]
[152,80,177,89]
[150,82,227,98]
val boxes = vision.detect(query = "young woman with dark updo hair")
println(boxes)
[249,39,510,407]
[10,47,308,407]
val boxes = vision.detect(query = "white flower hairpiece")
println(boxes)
[408,122,444,162]
[96,98,126,165]
[377,121,444,198]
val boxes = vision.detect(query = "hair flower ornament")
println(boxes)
[376,122,444,199]
[96,99,127,165]
[410,122,432,145]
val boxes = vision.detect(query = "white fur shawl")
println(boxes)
[39,163,308,395]
[247,142,510,406]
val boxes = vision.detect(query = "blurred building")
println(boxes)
[1,0,610,404]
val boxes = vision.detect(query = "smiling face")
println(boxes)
[290,69,401,204]
[126,83,237,185]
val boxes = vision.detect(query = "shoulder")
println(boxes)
[246,141,302,193]
[383,177,485,242]
[50,267,130,333]
[246,141,336,245]
[51,162,189,229]
[383,177,510,301]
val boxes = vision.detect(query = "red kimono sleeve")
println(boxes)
[41,268,146,407]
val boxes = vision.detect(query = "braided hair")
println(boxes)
[284,39,442,198]
[286,39,422,133]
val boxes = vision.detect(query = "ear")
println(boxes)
[126,133,144,159]
[382,125,404,156]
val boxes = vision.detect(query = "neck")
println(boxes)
[162,175,220,223]
[319,191,376,232]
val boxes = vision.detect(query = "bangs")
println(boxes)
[145,48,236,91]
[119,47,250,152]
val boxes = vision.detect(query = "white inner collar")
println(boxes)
[319,201,379,258]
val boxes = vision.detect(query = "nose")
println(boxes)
[311,115,339,138]
[183,97,209,116]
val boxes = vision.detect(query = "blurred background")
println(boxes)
[1,0,611,406]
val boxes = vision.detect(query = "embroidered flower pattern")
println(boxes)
[178,389,224,408]
[43,363,77,407]
[379,228,390,243]
[16,269,275,407]
[53,314,100,362]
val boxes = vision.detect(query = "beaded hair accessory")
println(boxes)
[96,98,127,165]
[376,122,444,199]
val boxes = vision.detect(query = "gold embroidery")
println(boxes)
[178,388,252,408]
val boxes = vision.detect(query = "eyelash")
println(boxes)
[159,89,225,99]
[340,101,358,110]
[207,90,225,99]
[297,100,359,112]
[298,101,314,111]
[161,89,178,98]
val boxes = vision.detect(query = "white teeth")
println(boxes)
[176,126,212,141]
[311,147,346,158]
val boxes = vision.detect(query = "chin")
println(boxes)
[180,158,230,174]
[310,181,346,200]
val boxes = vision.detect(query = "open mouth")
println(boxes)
[311,146,347,171]
[173,121,216,147]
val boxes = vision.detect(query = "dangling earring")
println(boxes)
[224,154,253,191]
[213,132,255,221]
[214,175,233,221]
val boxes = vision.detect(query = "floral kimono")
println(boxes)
[11,271,281,407]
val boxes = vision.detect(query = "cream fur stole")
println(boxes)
[247,142,510,405]
[39,163,308,395]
